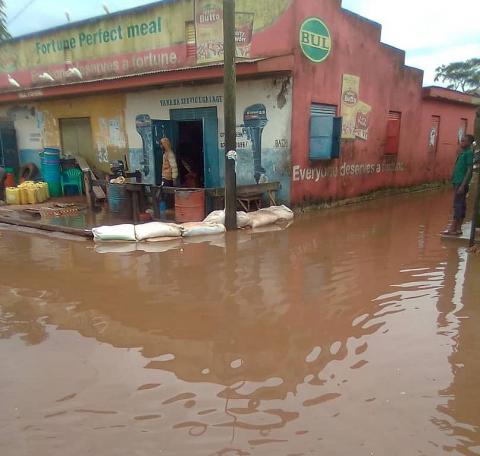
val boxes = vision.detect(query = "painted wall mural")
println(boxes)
[0,0,291,93]
[125,77,292,202]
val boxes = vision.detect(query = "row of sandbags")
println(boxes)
[203,205,294,228]
[92,205,294,243]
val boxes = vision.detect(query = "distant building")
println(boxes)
[0,0,478,205]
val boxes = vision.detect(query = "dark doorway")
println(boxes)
[176,120,205,188]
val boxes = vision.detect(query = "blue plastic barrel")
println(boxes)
[108,183,132,218]
[41,148,62,197]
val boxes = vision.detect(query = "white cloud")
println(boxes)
[342,0,480,85]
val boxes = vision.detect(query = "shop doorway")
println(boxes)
[59,118,94,161]
[152,107,219,188]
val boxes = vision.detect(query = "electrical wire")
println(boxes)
[7,0,38,25]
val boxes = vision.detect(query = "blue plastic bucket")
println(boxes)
[108,183,132,218]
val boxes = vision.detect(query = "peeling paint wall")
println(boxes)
[0,94,129,173]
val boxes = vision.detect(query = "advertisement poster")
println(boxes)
[340,74,360,139]
[195,0,255,63]
[235,12,255,58]
[354,101,372,141]
[195,0,224,63]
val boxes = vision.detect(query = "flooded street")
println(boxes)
[1,189,479,456]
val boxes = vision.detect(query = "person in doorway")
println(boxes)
[160,137,179,187]
[442,134,475,236]
[181,158,201,188]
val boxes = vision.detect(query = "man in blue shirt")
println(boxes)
[442,134,475,235]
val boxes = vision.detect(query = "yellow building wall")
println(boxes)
[36,93,128,173]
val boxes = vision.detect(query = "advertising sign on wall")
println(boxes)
[194,0,255,63]
[340,74,359,139]
[299,17,332,64]
[340,74,371,141]
[0,0,290,93]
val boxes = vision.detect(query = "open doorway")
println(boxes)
[176,120,205,188]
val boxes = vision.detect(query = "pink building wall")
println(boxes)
[288,0,478,205]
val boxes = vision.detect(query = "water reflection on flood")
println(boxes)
[0,189,479,456]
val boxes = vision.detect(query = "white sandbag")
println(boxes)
[182,222,226,237]
[135,222,182,241]
[263,205,294,222]
[247,210,279,229]
[92,224,136,242]
[203,210,251,228]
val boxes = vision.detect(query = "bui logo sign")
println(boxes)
[299,17,332,63]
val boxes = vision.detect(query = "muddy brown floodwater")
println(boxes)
[1,189,479,456]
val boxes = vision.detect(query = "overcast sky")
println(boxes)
[5,0,480,86]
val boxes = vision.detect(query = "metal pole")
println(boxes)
[223,0,237,231]
[469,163,480,247]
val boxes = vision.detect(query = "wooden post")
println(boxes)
[223,0,237,231]
[469,165,480,247]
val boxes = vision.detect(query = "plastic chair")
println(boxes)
[61,167,83,196]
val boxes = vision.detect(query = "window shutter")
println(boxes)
[309,104,338,160]
[385,111,401,154]
[332,117,342,159]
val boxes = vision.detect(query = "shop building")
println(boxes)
[0,0,478,205]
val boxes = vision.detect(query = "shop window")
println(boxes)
[185,22,196,59]
[458,118,468,144]
[385,111,401,154]
[309,103,342,160]
[429,115,440,153]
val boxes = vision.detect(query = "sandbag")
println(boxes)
[182,222,226,237]
[203,210,251,228]
[135,222,182,241]
[262,205,294,222]
[92,224,136,242]
[247,210,279,228]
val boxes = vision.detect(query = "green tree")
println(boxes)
[434,58,480,94]
[0,0,10,42]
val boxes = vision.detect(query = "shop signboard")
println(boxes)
[0,0,290,93]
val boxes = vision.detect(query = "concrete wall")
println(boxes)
[288,0,478,205]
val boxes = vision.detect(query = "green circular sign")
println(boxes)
[299,17,332,63]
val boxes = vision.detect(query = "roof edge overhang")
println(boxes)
[0,55,294,104]
[422,86,480,107]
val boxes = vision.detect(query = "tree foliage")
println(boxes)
[0,0,10,42]
[434,58,480,94]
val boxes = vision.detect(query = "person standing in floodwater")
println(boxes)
[442,134,475,236]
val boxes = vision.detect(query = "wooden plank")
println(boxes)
[75,156,106,200]
[0,215,93,238]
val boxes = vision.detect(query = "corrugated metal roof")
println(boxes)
[0,57,270,95]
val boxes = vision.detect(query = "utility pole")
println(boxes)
[223,0,237,230]
[469,158,480,247]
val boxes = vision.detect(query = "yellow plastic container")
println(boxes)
[6,187,21,205]
[39,182,49,200]
[26,186,37,204]
[18,186,28,205]
[34,184,44,203]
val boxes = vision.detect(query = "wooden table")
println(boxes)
[110,181,281,221]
